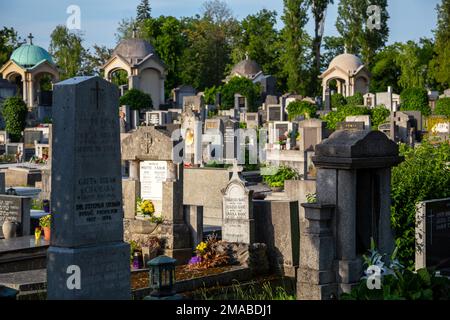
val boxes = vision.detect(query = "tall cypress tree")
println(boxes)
[336,0,388,66]
[431,0,450,90]
[136,0,151,23]
[310,0,334,95]
[281,0,311,95]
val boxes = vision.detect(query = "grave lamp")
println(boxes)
[145,255,182,300]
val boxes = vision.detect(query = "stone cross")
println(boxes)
[228,159,243,181]
[91,81,104,109]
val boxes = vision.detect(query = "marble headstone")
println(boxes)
[47,76,130,300]
[221,162,254,244]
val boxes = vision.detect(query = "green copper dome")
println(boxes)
[10,44,54,68]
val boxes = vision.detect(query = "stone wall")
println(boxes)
[253,200,300,278]
[183,168,231,226]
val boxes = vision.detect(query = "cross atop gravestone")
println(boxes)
[228,159,243,181]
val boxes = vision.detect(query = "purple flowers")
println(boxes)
[189,256,202,265]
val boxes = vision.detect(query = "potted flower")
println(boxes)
[39,215,51,241]
[136,198,155,219]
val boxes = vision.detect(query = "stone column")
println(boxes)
[186,205,203,248]
[129,160,140,180]
[128,75,139,90]
[298,203,337,300]
[160,78,165,107]
[336,170,357,260]
[377,168,394,255]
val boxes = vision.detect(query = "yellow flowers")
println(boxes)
[137,198,155,216]
[196,241,208,254]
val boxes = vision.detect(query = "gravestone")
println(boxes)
[416,198,450,273]
[139,161,168,216]
[223,119,238,162]
[245,113,259,130]
[23,130,43,149]
[203,118,224,163]
[345,115,371,130]
[267,105,283,122]
[47,76,130,300]
[0,195,31,238]
[221,162,254,244]
[336,122,366,131]
[234,94,247,112]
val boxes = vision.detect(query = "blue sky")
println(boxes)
[0,0,440,51]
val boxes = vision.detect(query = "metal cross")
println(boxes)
[28,33,34,45]
[91,81,104,109]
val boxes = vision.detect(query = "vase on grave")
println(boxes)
[2,221,17,239]
[43,227,51,241]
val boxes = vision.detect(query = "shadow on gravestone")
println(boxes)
[47,76,130,300]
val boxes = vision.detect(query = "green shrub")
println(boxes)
[346,92,364,106]
[287,100,317,120]
[391,141,450,268]
[262,166,300,189]
[321,105,370,130]
[331,93,347,109]
[220,77,261,112]
[370,105,391,130]
[119,89,152,110]
[342,269,450,300]
[1,96,28,142]
[400,87,431,116]
[204,86,219,105]
[434,97,450,117]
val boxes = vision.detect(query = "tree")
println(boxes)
[119,89,152,110]
[360,0,389,67]
[115,17,137,42]
[280,0,311,95]
[321,105,370,130]
[309,0,333,94]
[336,0,366,54]
[179,1,239,89]
[400,87,431,116]
[369,44,402,93]
[219,76,261,111]
[49,26,86,80]
[434,97,450,117]
[0,27,21,66]
[336,0,389,66]
[370,105,390,129]
[396,39,435,91]
[322,36,345,67]
[287,100,317,120]
[346,92,364,106]
[141,16,187,96]
[231,10,280,76]
[136,0,151,23]
[1,96,28,142]
[391,141,450,268]
[82,45,113,76]
[430,0,450,90]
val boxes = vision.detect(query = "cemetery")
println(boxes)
[0,0,449,305]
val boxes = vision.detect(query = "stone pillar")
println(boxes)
[377,168,394,255]
[336,170,357,261]
[298,203,337,300]
[129,160,140,180]
[160,78,165,108]
[186,205,203,248]
[128,75,139,90]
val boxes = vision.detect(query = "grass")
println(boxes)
[197,279,295,300]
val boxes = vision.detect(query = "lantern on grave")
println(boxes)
[147,255,177,298]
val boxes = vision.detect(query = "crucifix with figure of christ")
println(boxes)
[91,81,104,109]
